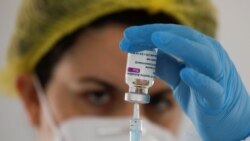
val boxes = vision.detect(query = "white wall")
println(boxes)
[214,0,250,91]
[0,0,36,141]
[0,0,250,140]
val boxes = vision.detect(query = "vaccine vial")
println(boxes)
[125,49,157,104]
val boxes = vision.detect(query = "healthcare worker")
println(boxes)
[0,0,250,141]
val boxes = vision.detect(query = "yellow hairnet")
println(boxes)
[0,0,217,95]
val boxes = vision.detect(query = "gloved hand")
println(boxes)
[120,24,250,141]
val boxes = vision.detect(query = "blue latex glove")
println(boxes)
[120,24,250,141]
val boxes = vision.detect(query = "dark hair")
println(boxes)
[35,10,179,88]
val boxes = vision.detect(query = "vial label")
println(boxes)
[126,50,157,87]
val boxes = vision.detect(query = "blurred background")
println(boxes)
[0,0,250,140]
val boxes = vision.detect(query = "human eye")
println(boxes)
[149,92,174,113]
[144,89,175,115]
[84,89,113,106]
[67,78,121,115]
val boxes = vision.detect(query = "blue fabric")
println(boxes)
[120,24,250,141]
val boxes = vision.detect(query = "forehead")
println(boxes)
[70,23,127,78]
[53,23,169,93]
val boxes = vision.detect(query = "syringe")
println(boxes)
[130,103,142,141]
[124,49,157,141]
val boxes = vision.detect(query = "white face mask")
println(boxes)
[54,117,176,141]
[33,76,177,141]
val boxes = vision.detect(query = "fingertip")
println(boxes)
[124,26,139,40]
[124,24,166,40]
[180,68,201,88]
[151,32,165,45]
[151,32,162,45]
[151,32,173,50]
[180,68,195,82]
[119,38,130,52]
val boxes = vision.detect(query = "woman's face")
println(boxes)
[18,22,182,137]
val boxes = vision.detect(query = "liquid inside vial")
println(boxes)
[125,49,157,94]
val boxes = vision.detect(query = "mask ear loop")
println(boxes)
[32,74,64,141]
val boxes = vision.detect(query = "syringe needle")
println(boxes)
[130,103,142,141]
[133,103,140,119]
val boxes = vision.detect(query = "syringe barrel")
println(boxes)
[130,118,142,141]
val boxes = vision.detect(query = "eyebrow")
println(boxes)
[78,77,117,91]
